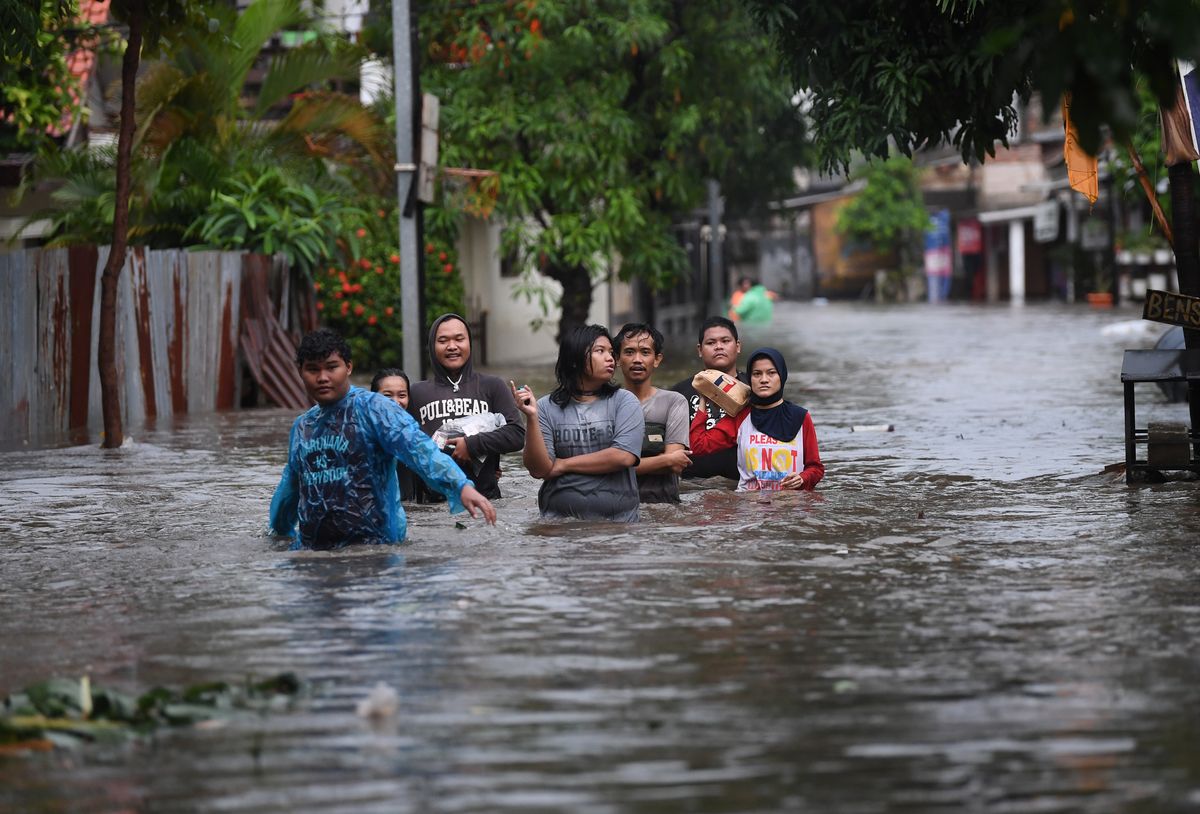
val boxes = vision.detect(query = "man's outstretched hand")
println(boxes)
[460,484,497,524]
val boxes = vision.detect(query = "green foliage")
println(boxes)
[413,0,807,333]
[190,166,366,273]
[30,0,393,263]
[1,673,303,749]
[0,0,81,154]
[836,156,931,257]
[1108,74,1174,245]
[748,0,1200,172]
[316,199,465,371]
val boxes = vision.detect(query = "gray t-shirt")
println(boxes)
[636,388,690,503]
[537,389,644,522]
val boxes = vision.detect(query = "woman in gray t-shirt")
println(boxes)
[510,325,644,522]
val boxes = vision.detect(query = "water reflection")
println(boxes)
[2,303,1199,812]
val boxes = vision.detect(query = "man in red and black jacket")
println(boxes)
[671,316,748,482]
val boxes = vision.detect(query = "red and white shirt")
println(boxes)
[689,405,824,491]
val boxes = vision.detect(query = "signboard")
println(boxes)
[957,218,982,255]
[1143,289,1200,329]
[1033,201,1059,242]
[923,209,952,277]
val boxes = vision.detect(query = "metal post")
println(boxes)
[706,179,725,319]
[1124,381,1137,484]
[392,0,420,377]
[1168,162,1200,457]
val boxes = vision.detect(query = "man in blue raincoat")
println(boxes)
[270,329,496,549]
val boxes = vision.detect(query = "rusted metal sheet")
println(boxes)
[2,246,301,446]
[34,249,71,440]
[68,246,97,439]
[2,251,35,440]
[216,252,241,410]
[240,253,309,410]
[129,247,157,419]
[116,247,146,430]
[168,256,187,414]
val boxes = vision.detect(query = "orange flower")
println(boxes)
[356,228,367,238]
[368,315,378,326]
[377,209,387,218]
[374,266,383,275]
[316,300,325,311]
[340,301,349,315]
[354,304,365,316]
[389,253,400,264]
[425,242,436,254]
[385,306,394,316]
[530,18,540,33]
[438,251,448,262]
[359,258,372,270]
[442,263,454,274]
[334,290,344,299]
[314,282,322,291]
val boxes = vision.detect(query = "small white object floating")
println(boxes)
[356,682,400,720]
[851,424,895,432]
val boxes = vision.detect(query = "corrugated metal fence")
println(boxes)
[0,247,311,447]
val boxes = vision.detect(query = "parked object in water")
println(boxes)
[1154,326,1189,403]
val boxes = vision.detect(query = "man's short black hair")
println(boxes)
[296,328,352,366]
[615,322,664,355]
[697,316,738,344]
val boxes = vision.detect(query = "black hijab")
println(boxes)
[747,347,808,443]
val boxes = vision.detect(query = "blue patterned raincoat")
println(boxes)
[270,387,470,549]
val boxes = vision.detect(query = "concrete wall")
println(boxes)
[457,216,629,366]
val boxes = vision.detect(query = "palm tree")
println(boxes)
[33,0,393,250]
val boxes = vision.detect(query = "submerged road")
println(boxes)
[1,302,1198,813]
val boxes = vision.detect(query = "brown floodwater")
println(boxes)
[2,301,1199,813]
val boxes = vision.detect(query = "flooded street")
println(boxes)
[3,301,1200,813]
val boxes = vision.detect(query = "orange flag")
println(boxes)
[1062,93,1099,206]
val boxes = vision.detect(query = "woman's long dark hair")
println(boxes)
[550,324,619,407]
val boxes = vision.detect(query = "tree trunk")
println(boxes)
[546,263,594,343]
[97,4,143,448]
[1167,162,1200,456]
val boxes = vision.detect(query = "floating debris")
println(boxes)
[0,673,304,752]
[355,682,399,720]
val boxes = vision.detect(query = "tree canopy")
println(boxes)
[416,0,808,339]
[747,0,1200,172]
[0,0,82,154]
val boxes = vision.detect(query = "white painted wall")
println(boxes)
[455,217,624,366]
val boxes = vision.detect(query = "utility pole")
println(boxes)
[706,179,726,321]
[391,0,420,377]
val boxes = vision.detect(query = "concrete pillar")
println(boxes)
[986,225,1000,303]
[1008,219,1026,304]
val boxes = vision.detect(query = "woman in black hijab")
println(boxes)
[689,347,823,491]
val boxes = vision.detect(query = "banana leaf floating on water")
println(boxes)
[0,672,303,752]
